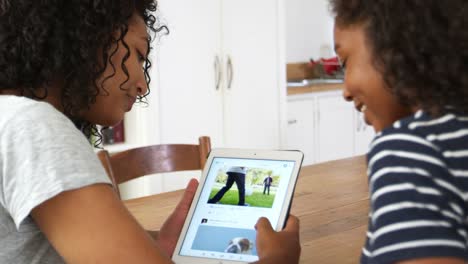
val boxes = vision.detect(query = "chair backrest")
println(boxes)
[97,136,211,198]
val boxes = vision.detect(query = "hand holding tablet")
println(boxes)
[254,216,301,264]
[172,149,304,264]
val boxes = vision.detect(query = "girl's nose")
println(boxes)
[342,88,353,102]
[136,81,148,96]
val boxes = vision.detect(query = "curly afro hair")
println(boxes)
[329,0,468,116]
[0,0,165,141]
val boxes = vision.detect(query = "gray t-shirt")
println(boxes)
[0,95,111,263]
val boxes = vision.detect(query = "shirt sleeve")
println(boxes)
[0,102,111,230]
[362,130,467,263]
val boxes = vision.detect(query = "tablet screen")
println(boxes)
[178,157,296,262]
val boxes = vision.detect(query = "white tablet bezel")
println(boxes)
[172,148,304,264]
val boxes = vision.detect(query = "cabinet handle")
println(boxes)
[214,55,221,90]
[227,56,234,89]
[288,119,298,125]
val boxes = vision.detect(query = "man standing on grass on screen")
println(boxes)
[263,173,273,195]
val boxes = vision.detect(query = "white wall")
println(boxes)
[285,0,335,63]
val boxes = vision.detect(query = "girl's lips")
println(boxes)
[127,96,136,111]
[360,105,367,112]
[355,103,371,126]
[355,101,367,113]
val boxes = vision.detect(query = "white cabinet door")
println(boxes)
[316,92,354,162]
[286,98,315,165]
[222,0,281,149]
[156,0,281,149]
[156,0,224,147]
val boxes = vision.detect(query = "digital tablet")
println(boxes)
[172,148,304,264]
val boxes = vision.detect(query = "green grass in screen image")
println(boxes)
[209,188,275,208]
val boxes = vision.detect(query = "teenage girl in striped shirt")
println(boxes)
[329,0,468,263]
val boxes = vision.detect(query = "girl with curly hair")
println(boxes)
[329,0,468,263]
[0,1,300,263]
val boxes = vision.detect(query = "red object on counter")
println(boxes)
[309,57,341,75]
[321,57,340,75]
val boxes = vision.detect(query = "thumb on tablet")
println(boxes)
[255,217,274,234]
[176,178,199,212]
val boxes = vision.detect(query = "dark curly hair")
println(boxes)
[329,0,468,116]
[0,0,166,144]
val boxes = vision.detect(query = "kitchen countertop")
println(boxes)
[287,79,344,95]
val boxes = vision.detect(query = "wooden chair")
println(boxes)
[97,136,211,199]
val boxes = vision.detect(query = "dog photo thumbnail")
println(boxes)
[191,225,257,256]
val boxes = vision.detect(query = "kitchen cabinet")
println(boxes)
[315,92,354,163]
[286,90,374,166]
[286,98,316,165]
[155,0,284,149]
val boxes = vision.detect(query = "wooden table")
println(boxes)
[124,155,369,264]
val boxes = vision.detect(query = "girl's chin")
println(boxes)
[364,116,371,126]
[362,113,376,131]
[97,117,124,128]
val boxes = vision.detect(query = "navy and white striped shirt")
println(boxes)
[361,110,468,263]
